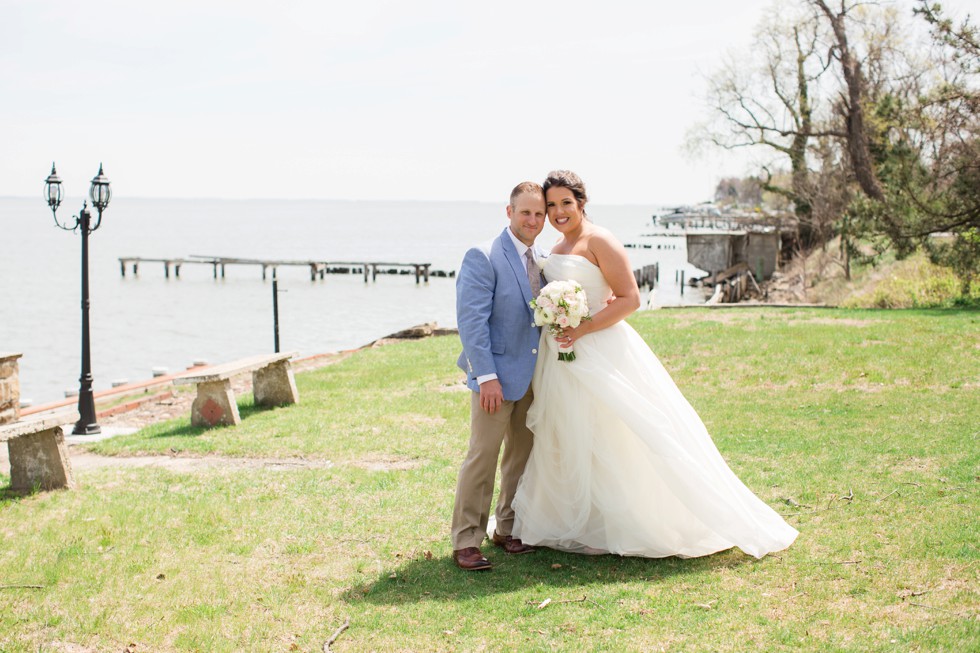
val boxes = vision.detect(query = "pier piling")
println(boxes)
[119,255,448,284]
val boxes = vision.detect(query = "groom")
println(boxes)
[450,181,546,571]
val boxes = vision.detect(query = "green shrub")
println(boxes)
[842,254,974,308]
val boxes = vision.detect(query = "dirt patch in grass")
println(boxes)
[401,413,447,428]
[347,455,422,471]
[65,450,422,474]
[659,310,754,326]
[436,381,470,393]
[660,308,879,330]
[48,643,97,653]
[69,451,335,473]
[886,457,941,476]
[807,378,964,394]
[784,317,878,327]
[655,309,879,336]
[759,379,803,390]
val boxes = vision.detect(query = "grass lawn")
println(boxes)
[1,307,977,652]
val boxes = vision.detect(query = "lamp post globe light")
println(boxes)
[44,162,111,435]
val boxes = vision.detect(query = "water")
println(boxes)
[0,197,706,405]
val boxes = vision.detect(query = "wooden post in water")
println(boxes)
[115,256,444,283]
[272,268,280,353]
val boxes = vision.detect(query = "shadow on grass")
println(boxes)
[885,306,980,315]
[843,306,980,316]
[344,546,755,606]
[0,485,24,504]
[142,403,268,439]
[0,480,49,504]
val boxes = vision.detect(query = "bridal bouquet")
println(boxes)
[530,280,590,361]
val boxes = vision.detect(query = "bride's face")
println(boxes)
[545,186,585,233]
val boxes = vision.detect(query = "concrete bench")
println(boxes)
[0,411,78,492]
[173,352,299,428]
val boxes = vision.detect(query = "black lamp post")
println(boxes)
[44,162,112,435]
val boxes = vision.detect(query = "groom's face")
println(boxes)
[506,192,546,247]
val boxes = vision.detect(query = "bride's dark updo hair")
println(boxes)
[543,170,588,215]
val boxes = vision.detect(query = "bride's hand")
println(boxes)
[557,323,591,348]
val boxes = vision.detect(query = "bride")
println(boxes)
[512,170,798,559]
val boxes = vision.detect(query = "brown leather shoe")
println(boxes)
[452,546,492,571]
[491,532,535,554]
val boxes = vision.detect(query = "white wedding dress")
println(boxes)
[512,255,798,559]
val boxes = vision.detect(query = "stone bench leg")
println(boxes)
[190,380,241,427]
[253,361,299,407]
[8,426,76,492]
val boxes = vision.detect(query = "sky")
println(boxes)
[1,0,971,204]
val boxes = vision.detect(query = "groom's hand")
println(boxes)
[479,379,504,414]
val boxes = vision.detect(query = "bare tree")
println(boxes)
[696,3,836,225]
[810,0,887,201]
[693,0,979,288]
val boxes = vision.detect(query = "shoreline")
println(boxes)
[13,298,846,433]
[17,322,459,433]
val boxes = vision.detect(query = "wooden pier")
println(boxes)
[118,255,455,284]
[633,263,659,290]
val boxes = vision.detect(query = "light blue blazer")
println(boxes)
[456,228,544,401]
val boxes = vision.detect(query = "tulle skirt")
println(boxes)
[512,321,798,559]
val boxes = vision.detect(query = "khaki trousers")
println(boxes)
[450,388,534,550]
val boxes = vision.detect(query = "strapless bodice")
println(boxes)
[542,254,611,315]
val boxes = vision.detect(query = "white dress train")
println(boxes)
[512,255,798,559]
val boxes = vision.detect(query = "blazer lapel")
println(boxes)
[499,229,534,308]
